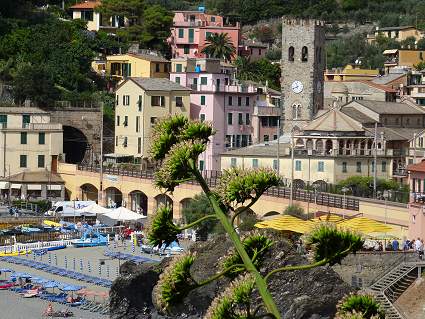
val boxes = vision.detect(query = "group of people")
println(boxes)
[403,238,424,258]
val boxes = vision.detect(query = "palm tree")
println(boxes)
[201,32,236,61]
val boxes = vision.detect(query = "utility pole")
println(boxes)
[99,102,104,205]
[373,122,378,198]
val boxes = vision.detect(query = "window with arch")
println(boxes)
[301,46,308,62]
[288,46,294,62]
[292,103,301,119]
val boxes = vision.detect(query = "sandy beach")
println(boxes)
[0,242,162,319]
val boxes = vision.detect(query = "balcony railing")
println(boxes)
[392,168,407,177]
[190,84,256,93]
[253,106,281,116]
[290,148,405,157]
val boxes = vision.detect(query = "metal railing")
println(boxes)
[77,165,360,211]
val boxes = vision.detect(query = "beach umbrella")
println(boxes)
[43,281,60,293]
[60,284,84,298]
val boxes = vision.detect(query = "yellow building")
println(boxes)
[324,64,379,82]
[0,107,64,200]
[114,78,190,165]
[383,49,425,73]
[368,26,423,44]
[105,53,171,80]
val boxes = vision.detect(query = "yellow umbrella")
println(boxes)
[255,215,314,234]
[337,217,394,234]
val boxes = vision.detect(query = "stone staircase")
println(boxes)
[368,262,424,319]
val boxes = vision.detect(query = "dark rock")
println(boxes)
[110,231,354,319]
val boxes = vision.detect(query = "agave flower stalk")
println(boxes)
[188,158,281,318]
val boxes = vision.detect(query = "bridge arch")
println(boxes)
[80,183,98,201]
[128,190,148,215]
[105,187,122,208]
[155,194,173,215]
[63,126,90,164]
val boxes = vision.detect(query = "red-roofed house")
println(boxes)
[69,0,125,32]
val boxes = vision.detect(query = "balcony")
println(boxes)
[191,84,256,93]
[384,57,399,65]
[253,106,281,116]
[392,168,407,177]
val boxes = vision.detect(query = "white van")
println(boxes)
[45,201,95,217]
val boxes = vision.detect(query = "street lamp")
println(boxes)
[383,190,389,225]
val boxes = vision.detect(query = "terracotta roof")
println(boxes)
[69,1,101,10]
[360,80,397,93]
[407,160,425,173]
[303,107,364,132]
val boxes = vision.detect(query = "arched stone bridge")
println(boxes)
[57,163,410,236]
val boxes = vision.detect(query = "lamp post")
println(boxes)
[383,190,389,225]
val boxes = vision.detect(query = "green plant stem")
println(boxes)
[196,263,245,287]
[188,159,282,319]
[264,259,328,282]
[177,214,217,231]
[264,246,354,282]
[231,196,260,226]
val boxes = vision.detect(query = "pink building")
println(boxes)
[170,58,255,171]
[169,58,281,171]
[407,161,425,239]
[168,10,240,59]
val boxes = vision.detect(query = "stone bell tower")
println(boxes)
[281,18,325,132]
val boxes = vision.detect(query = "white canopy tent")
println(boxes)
[75,203,111,216]
[99,206,146,226]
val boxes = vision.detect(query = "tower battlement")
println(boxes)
[282,17,325,27]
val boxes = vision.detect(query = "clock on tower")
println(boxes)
[281,18,325,132]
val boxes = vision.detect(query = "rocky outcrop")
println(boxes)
[110,231,354,319]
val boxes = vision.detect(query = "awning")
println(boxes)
[0,181,9,190]
[47,185,62,191]
[383,49,398,55]
[11,184,22,189]
[27,184,42,190]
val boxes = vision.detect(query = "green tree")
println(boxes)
[417,38,425,50]
[201,32,236,61]
[97,0,173,53]
[414,61,425,71]
[182,194,221,237]
[401,36,417,49]
[147,115,364,318]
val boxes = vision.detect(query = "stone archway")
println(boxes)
[293,179,305,189]
[128,190,148,215]
[155,193,173,211]
[80,183,98,201]
[105,187,122,208]
[63,126,90,164]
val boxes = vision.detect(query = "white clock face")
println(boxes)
[292,80,303,94]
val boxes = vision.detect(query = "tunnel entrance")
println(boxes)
[63,126,89,164]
